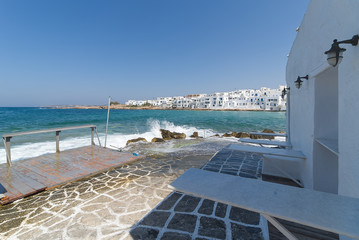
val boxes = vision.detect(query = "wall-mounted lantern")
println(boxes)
[325,35,358,67]
[281,87,290,99]
[295,75,309,89]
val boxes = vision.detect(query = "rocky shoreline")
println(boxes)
[125,128,282,146]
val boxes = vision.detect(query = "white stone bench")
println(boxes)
[170,168,359,240]
[227,144,305,160]
[238,138,292,148]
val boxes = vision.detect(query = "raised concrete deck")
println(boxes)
[0,145,143,205]
[170,168,359,239]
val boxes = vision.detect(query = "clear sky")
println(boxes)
[0,0,310,107]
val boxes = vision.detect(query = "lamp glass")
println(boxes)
[326,51,343,66]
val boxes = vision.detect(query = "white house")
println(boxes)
[125,86,286,110]
[268,0,359,202]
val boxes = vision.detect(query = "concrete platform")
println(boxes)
[0,145,143,205]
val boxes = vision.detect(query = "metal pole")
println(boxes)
[105,96,111,148]
[95,128,102,147]
[3,137,12,167]
[91,127,95,145]
[56,131,61,153]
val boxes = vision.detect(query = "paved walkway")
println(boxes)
[130,148,267,240]
[0,147,215,239]
[0,141,268,240]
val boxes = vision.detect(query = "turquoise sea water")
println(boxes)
[0,107,286,162]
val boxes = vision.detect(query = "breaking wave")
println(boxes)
[0,119,218,164]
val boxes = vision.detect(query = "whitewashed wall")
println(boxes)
[286,0,359,199]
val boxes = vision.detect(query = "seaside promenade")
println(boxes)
[0,140,338,239]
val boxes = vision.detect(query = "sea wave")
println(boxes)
[0,119,217,164]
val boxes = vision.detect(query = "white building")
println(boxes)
[125,86,286,111]
[267,0,359,202]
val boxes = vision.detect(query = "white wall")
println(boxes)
[286,0,359,198]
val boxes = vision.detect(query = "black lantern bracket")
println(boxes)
[325,35,359,67]
[281,87,290,99]
[295,75,309,89]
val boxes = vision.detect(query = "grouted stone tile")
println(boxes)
[174,195,201,212]
[0,141,268,239]
[220,169,238,175]
[130,227,159,239]
[139,211,171,227]
[198,216,226,239]
[160,231,192,240]
[156,192,182,210]
[239,172,258,179]
[215,202,228,218]
[167,213,198,233]
[198,199,215,215]
[229,206,260,225]
[0,217,26,233]
[231,222,264,240]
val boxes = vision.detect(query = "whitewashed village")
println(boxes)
[125,85,286,111]
[1,1,359,240]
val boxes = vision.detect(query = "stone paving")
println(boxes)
[0,140,229,240]
[0,140,267,240]
[130,147,267,240]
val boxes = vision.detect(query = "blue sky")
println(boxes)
[0,0,309,107]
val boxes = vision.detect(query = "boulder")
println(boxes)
[160,129,173,140]
[235,132,250,138]
[211,134,220,137]
[262,129,275,133]
[171,132,186,139]
[222,133,233,137]
[152,137,165,143]
[262,129,275,139]
[126,137,147,146]
[190,132,199,138]
[160,129,186,139]
[250,134,261,139]
[250,129,275,139]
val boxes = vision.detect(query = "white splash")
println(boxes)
[0,119,218,164]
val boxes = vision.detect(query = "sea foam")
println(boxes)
[0,119,217,164]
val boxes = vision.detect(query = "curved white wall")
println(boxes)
[286,0,359,198]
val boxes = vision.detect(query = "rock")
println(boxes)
[249,134,261,139]
[171,132,186,139]
[151,138,165,143]
[190,132,199,138]
[262,129,275,139]
[250,129,275,139]
[235,132,250,138]
[262,129,275,134]
[160,129,186,140]
[126,137,147,146]
[222,133,233,137]
[160,129,172,140]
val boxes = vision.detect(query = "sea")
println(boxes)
[0,107,286,164]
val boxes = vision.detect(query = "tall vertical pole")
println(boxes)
[3,137,12,167]
[91,127,95,145]
[56,131,61,153]
[105,96,111,148]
